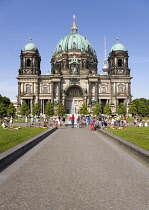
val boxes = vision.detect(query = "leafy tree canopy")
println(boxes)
[92,103,102,116]
[128,103,137,115]
[104,103,112,116]
[79,103,89,116]
[7,103,16,117]
[0,103,7,117]
[0,94,10,108]
[32,103,41,117]
[118,102,126,116]
[45,102,54,117]
[57,103,66,116]
[131,98,149,116]
[20,102,29,117]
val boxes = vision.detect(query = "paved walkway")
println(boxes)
[0,127,149,210]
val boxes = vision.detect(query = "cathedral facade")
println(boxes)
[17,18,132,116]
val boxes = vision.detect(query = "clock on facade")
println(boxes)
[26,69,32,74]
[117,69,123,74]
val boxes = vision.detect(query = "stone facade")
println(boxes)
[17,21,132,116]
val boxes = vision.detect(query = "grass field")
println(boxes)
[106,127,149,151]
[0,126,49,154]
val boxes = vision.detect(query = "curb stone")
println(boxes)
[0,127,58,172]
[97,129,149,165]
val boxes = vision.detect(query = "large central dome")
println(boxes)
[52,18,96,57]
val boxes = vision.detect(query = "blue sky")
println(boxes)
[0,0,149,101]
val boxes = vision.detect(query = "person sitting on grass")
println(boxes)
[144,121,148,127]
[14,126,21,130]
[2,121,7,129]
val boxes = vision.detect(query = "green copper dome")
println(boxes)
[52,18,96,57]
[53,34,96,57]
[110,43,126,52]
[23,40,38,51]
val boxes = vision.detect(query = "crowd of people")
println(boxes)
[1,116,21,130]
[69,115,127,130]
[133,115,149,127]
[69,115,149,130]
[1,115,149,130]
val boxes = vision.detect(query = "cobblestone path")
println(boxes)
[0,127,149,210]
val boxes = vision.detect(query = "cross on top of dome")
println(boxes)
[71,15,78,34]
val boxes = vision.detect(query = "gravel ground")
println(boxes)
[0,127,149,210]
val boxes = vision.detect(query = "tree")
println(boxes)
[20,102,29,116]
[7,103,16,117]
[0,94,10,108]
[137,101,148,116]
[32,103,41,116]
[92,103,102,116]
[0,103,7,117]
[128,103,137,115]
[79,103,89,116]
[104,103,112,115]
[131,98,149,116]
[57,103,66,116]
[118,102,126,116]
[45,102,54,117]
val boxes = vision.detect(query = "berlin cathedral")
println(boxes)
[17,17,132,115]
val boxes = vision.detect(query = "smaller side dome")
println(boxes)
[110,43,126,52]
[23,38,38,51]
[23,42,38,51]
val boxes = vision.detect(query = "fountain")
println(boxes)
[69,98,78,126]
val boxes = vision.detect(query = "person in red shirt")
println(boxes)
[70,115,75,128]
[123,115,127,126]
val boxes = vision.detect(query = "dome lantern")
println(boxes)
[71,15,78,34]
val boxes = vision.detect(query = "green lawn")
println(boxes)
[0,126,49,154]
[106,127,149,151]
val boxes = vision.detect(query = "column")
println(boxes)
[30,99,33,114]
[58,82,61,104]
[23,57,25,67]
[111,83,114,104]
[40,100,43,114]
[88,82,92,104]
[43,99,45,114]
[95,82,98,103]
[36,81,39,104]
[18,82,21,105]
[51,82,54,104]
[115,57,117,67]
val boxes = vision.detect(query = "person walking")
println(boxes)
[62,117,65,127]
[70,114,75,128]
[9,116,13,128]
[123,115,127,127]
[76,116,80,128]
[86,116,91,128]
[110,118,115,128]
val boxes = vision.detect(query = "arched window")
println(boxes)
[72,42,76,49]
[118,59,122,66]
[58,45,62,52]
[26,86,31,93]
[102,87,106,93]
[118,86,123,93]
[27,59,31,67]
[68,87,82,96]
[43,87,48,93]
